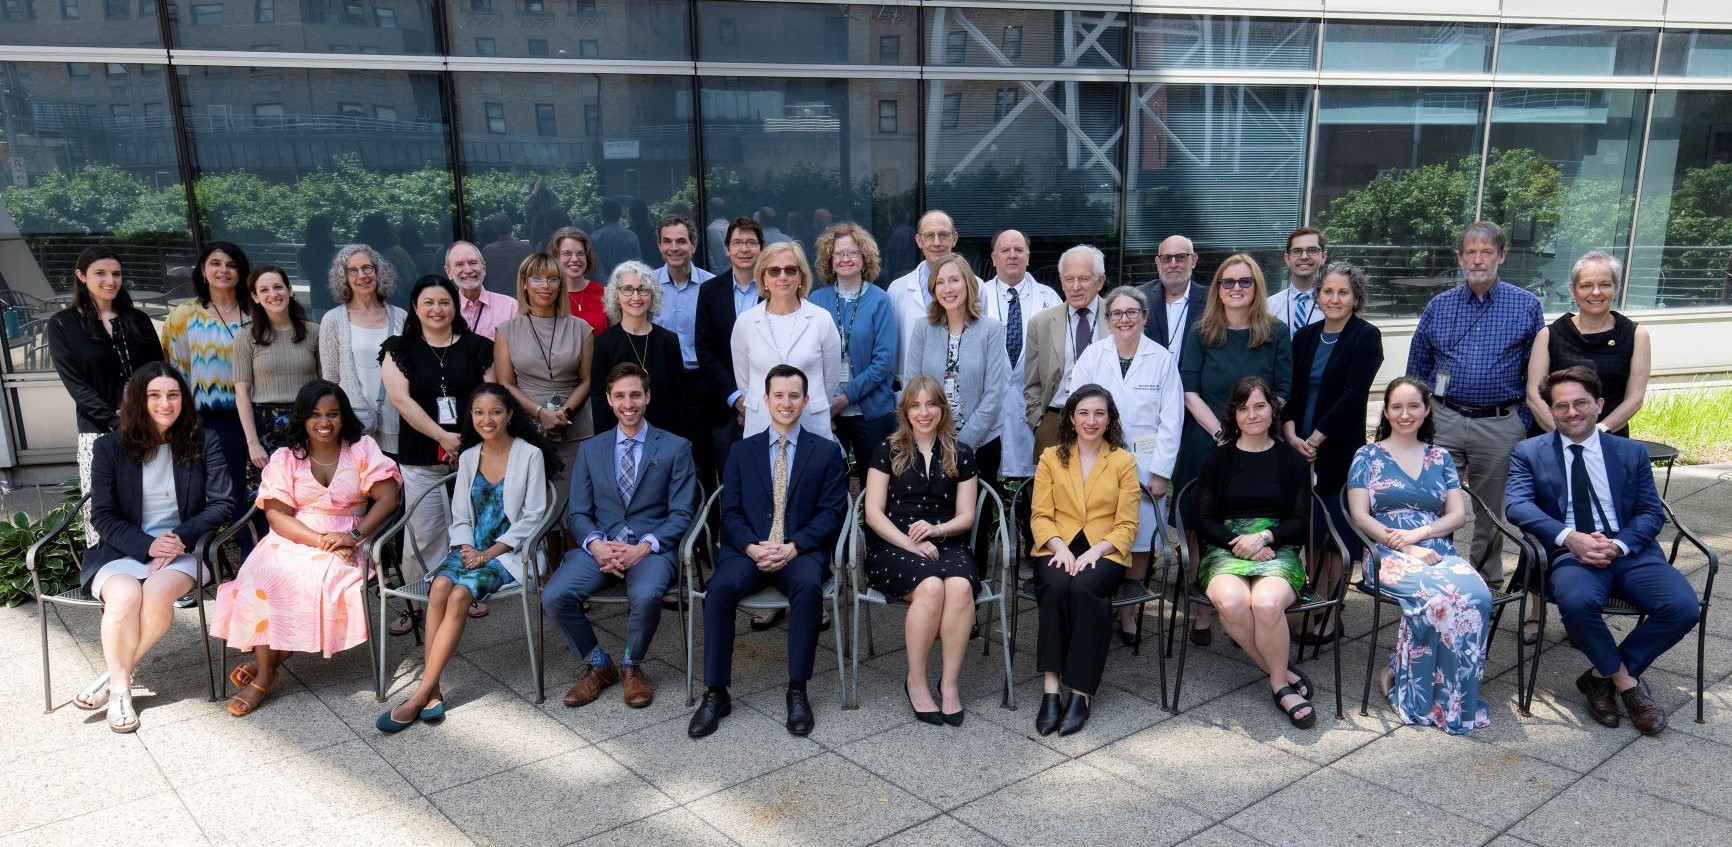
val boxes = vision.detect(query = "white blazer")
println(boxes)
[447,437,550,581]
[731,299,844,439]
[1069,334,1184,482]
[887,264,930,377]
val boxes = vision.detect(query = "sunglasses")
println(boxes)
[1219,277,1256,290]
[763,266,802,278]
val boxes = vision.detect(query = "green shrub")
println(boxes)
[0,481,85,608]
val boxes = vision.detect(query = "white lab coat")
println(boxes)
[979,274,1061,478]
[887,264,931,378]
[1069,334,1183,484]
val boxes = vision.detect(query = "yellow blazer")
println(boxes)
[1029,444,1141,565]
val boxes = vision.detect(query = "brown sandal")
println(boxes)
[227,681,270,717]
[228,660,258,689]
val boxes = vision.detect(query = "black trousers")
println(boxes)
[1034,531,1125,696]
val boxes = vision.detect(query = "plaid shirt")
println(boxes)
[1406,279,1543,423]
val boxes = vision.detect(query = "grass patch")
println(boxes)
[1629,386,1732,465]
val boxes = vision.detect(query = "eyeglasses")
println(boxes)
[917,230,956,243]
[1059,275,1098,286]
[1286,246,1324,257]
[763,265,801,278]
[1550,398,1598,414]
[344,264,377,277]
[1107,308,1145,321]
[526,277,560,287]
[1156,253,1194,264]
[1219,277,1256,290]
[557,250,588,261]
[617,286,653,297]
[831,250,861,261]
[728,239,761,249]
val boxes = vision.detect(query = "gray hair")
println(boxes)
[1059,243,1106,277]
[1456,220,1508,254]
[1319,260,1368,313]
[603,260,662,323]
[328,243,397,305]
[1570,249,1624,288]
[443,239,484,269]
[1102,285,1149,316]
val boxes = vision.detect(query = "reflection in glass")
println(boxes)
[1486,89,1644,311]
[927,6,1125,70]
[168,0,437,54]
[924,79,1121,277]
[1321,20,1493,75]
[0,0,161,46]
[448,0,687,60]
[1628,90,1732,310]
[1132,14,1317,72]
[699,76,917,283]
[1311,88,1487,317]
[1659,29,1732,79]
[696,1,916,66]
[176,67,453,313]
[1496,25,1657,77]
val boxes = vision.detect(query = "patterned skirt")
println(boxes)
[1198,517,1304,593]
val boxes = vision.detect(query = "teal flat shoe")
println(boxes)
[418,700,446,722]
[375,708,415,734]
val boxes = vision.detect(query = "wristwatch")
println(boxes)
[349,528,364,541]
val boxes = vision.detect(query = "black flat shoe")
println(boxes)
[1118,628,1137,647]
[1058,692,1091,736]
[906,682,943,726]
[688,690,731,738]
[1520,620,1541,646]
[1300,624,1341,647]
[785,688,815,736]
[1189,624,1212,647]
[1035,693,1063,736]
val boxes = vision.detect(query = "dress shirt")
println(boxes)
[725,272,759,408]
[767,422,800,468]
[1065,299,1102,370]
[889,263,934,377]
[1554,430,1626,554]
[653,263,715,368]
[1407,280,1543,421]
[457,288,518,340]
[581,426,663,553]
[1266,284,1323,337]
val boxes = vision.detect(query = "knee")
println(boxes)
[910,578,944,606]
[943,577,973,605]
[1211,593,1249,620]
[1250,593,1288,622]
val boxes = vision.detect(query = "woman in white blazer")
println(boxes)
[377,383,558,732]
[731,241,844,439]
[903,253,1009,487]
[1070,286,1183,642]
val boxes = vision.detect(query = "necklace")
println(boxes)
[308,452,339,468]
[624,328,649,368]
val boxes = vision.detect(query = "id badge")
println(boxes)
[1434,369,1452,398]
[1132,433,1161,455]
[839,359,852,383]
[436,395,458,425]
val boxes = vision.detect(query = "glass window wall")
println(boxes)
[927,6,1126,70]
[1321,20,1494,75]
[448,0,688,61]
[0,1,160,47]
[1628,90,1732,310]
[1132,14,1317,72]
[168,0,438,55]
[1659,29,1732,78]
[1496,24,1658,77]
[696,1,916,66]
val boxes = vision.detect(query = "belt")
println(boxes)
[1439,397,1518,419]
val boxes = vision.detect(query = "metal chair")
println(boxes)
[1169,481,1346,718]
[679,485,848,706]
[29,493,219,712]
[1514,495,1718,721]
[1005,479,1173,708]
[1333,487,1531,716]
[376,474,562,703]
[844,484,1015,710]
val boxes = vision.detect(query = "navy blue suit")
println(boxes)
[1505,431,1696,677]
[703,426,849,688]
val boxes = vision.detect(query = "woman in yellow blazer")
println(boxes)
[1029,383,1141,737]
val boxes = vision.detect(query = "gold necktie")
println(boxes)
[769,435,789,544]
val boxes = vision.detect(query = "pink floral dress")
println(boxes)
[210,436,400,657]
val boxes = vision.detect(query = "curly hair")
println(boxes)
[117,362,204,466]
[604,260,662,323]
[459,383,564,481]
[1055,383,1126,466]
[329,243,397,305]
[1220,376,1277,443]
[813,222,882,284]
[283,380,367,458]
[886,375,960,478]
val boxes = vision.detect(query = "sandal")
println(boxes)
[1272,684,1316,729]
[226,681,270,717]
[467,602,488,619]
[228,660,258,690]
[1520,619,1541,646]
[388,609,417,637]
[1290,668,1315,702]
[73,671,112,711]
[107,688,139,734]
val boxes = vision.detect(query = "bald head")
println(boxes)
[917,210,957,267]
[1156,234,1197,289]
[991,229,1030,283]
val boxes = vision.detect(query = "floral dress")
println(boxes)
[209,437,401,657]
[428,473,517,602]
[1348,442,1493,734]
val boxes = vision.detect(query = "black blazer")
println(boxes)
[1138,280,1209,349]
[1283,315,1384,494]
[693,271,761,425]
[81,429,236,595]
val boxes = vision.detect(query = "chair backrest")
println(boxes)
[25,492,92,600]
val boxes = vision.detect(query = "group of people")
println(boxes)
[46,208,1695,741]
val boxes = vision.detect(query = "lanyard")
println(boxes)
[829,290,860,360]
[1166,298,1188,350]
[527,315,561,381]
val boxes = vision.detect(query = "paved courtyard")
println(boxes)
[2,464,1728,847]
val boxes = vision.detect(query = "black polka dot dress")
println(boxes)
[864,440,982,598]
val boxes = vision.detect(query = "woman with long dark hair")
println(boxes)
[162,241,253,535]
[377,383,560,731]
[209,380,402,716]
[48,246,164,545]
[77,363,234,731]
[234,265,320,481]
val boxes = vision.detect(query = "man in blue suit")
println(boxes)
[544,363,698,710]
[1505,366,1696,735]
[689,364,849,739]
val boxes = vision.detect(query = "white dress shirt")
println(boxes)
[981,273,1061,477]
[1266,283,1324,337]
[1555,430,1627,554]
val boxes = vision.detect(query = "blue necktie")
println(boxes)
[1005,287,1022,367]
[619,438,638,505]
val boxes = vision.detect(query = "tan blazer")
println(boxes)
[1028,444,1140,564]
[1021,299,1108,429]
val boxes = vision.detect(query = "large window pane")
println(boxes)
[1486,89,1645,311]
[448,0,688,61]
[1311,87,1487,317]
[177,66,454,312]
[1321,20,1493,75]
[924,79,1122,277]
[1628,90,1732,310]
[696,1,916,66]
[168,0,438,55]
[1127,84,1310,283]
[699,76,916,283]
[1659,29,1732,78]
[1132,14,1317,72]
[0,0,160,47]
[1496,25,1657,77]
[458,72,695,282]
[927,7,1126,70]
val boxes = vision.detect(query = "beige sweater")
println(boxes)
[234,321,320,403]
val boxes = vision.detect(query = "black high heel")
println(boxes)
[1035,693,1063,736]
[906,681,943,726]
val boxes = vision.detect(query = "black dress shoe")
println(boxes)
[1058,692,1091,736]
[1119,629,1137,647]
[785,688,815,736]
[1035,693,1063,736]
[687,690,731,738]
[906,682,943,726]
[1575,670,1620,729]
[942,708,965,727]
[1189,624,1212,647]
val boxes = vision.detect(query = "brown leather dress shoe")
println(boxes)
[1620,680,1668,736]
[1576,670,1620,728]
[620,665,655,708]
[562,662,619,708]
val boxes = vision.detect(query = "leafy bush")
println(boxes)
[0,481,85,608]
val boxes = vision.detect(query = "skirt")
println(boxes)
[1198,517,1304,593]
[864,512,981,599]
[430,551,520,603]
[89,555,207,601]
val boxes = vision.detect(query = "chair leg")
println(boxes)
[521,589,541,705]
[996,597,1014,710]
[376,587,390,702]
[685,593,697,707]
[536,592,548,705]
[1330,602,1344,720]
[848,594,861,709]
[1359,596,1383,717]
[831,591,846,708]
[39,597,53,714]
[1172,596,1191,715]
[1524,601,1547,716]
[1152,596,1168,711]
[197,589,216,702]
[1696,610,1708,724]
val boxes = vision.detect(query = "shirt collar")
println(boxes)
[769,424,801,447]
[1564,428,1602,456]
[615,425,645,447]
[731,273,755,294]
[1069,297,1101,317]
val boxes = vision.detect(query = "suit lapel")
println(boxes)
[1604,437,1630,527]
[1546,432,1570,516]
[172,459,195,522]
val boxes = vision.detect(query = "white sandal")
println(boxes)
[73,671,111,711]
[107,688,139,734]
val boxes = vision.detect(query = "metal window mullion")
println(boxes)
[154,0,203,244]
[1473,23,1503,224]
[688,0,709,258]
[1620,30,1669,312]
[433,1,469,242]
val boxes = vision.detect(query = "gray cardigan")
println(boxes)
[318,304,407,449]
[902,315,1008,448]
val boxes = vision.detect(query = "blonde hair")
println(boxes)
[1199,253,1277,348]
[924,253,982,325]
[514,252,569,317]
[888,375,960,478]
[754,242,814,300]
[814,222,882,283]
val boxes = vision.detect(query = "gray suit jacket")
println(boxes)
[567,424,699,555]
[1021,300,1108,429]
[902,316,1008,448]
